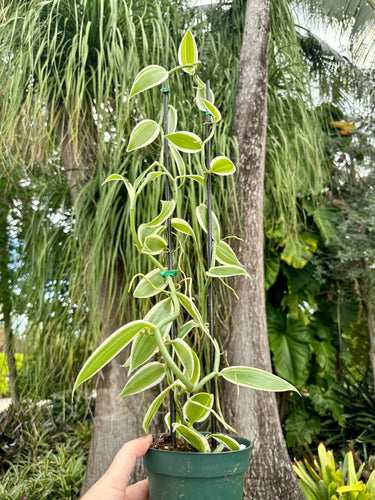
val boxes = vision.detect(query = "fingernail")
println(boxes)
[141,434,152,440]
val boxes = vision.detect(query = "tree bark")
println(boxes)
[57,127,154,494]
[223,1,304,498]
[360,283,375,393]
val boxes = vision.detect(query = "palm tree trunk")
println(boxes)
[223,1,303,498]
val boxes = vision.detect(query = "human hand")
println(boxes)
[81,435,153,500]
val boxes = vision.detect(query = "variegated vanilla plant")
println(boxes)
[74,29,298,453]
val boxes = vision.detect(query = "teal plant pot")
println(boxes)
[143,435,252,500]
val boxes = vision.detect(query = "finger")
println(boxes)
[104,435,153,491]
[126,479,149,500]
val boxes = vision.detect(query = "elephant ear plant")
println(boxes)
[73,29,298,454]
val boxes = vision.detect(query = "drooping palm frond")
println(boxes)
[295,0,375,66]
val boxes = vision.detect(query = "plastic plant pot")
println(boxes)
[143,435,252,500]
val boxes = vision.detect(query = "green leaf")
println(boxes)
[119,362,165,397]
[145,200,175,227]
[207,265,250,279]
[178,29,199,75]
[177,320,197,339]
[268,305,312,388]
[208,156,236,175]
[183,392,213,424]
[215,240,242,267]
[189,350,201,385]
[165,132,202,153]
[170,146,186,179]
[176,292,207,333]
[142,234,168,255]
[127,119,160,152]
[196,204,221,241]
[102,174,135,206]
[171,218,196,239]
[168,105,178,134]
[73,320,154,391]
[207,434,240,451]
[175,174,204,186]
[129,65,169,98]
[171,339,194,380]
[129,299,173,372]
[195,77,215,111]
[220,366,299,393]
[201,99,221,124]
[143,382,179,433]
[172,424,211,452]
[137,224,164,247]
[133,269,168,298]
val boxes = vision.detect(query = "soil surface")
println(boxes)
[152,434,196,452]
[151,433,221,452]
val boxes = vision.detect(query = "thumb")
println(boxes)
[104,435,153,492]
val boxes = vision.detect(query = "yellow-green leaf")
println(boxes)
[196,204,221,241]
[220,366,299,393]
[207,434,240,451]
[73,320,154,391]
[165,132,202,153]
[201,99,221,123]
[133,269,168,298]
[129,299,173,372]
[145,200,175,227]
[168,105,178,134]
[207,265,249,279]
[208,156,236,176]
[129,65,169,98]
[171,218,196,239]
[172,424,211,452]
[183,393,213,424]
[119,362,165,397]
[215,240,242,266]
[127,119,160,152]
[178,29,198,75]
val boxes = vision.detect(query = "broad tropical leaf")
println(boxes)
[215,240,242,267]
[183,392,213,424]
[168,105,178,134]
[73,320,154,391]
[133,268,168,298]
[207,265,249,278]
[165,132,202,153]
[201,99,221,123]
[171,218,196,239]
[142,234,168,255]
[208,434,241,451]
[172,424,211,452]
[119,362,165,397]
[208,156,236,175]
[129,65,169,98]
[127,119,160,152]
[178,29,199,74]
[220,366,299,393]
[145,200,176,227]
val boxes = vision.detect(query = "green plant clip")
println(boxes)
[161,86,170,93]
[160,270,179,280]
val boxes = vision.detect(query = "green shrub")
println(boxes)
[294,443,375,499]
[0,353,24,397]
[0,390,94,498]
